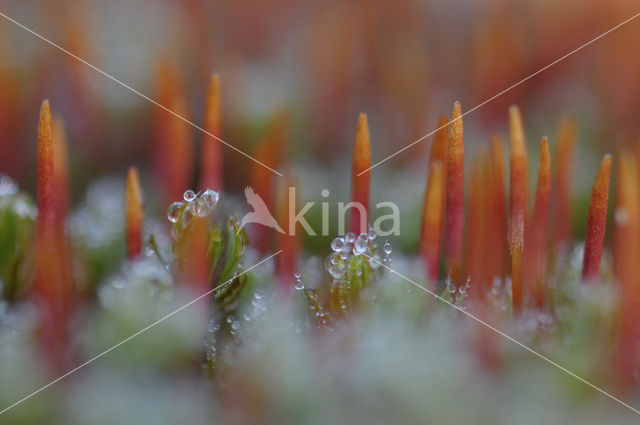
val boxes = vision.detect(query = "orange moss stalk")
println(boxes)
[524,137,551,308]
[419,160,445,284]
[612,155,640,390]
[152,61,194,207]
[582,154,612,281]
[52,116,70,225]
[350,113,371,235]
[200,73,223,192]
[552,115,577,251]
[125,167,144,259]
[444,102,464,284]
[488,135,507,282]
[508,105,527,313]
[35,100,71,372]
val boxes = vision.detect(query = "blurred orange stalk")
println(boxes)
[152,61,194,207]
[419,160,445,284]
[488,135,507,282]
[52,116,70,225]
[524,137,551,308]
[200,73,223,192]
[552,116,577,252]
[350,113,371,235]
[125,167,144,259]
[508,106,527,313]
[444,102,464,284]
[277,177,301,293]
[612,154,640,390]
[582,154,611,281]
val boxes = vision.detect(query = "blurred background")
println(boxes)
[0,0,639,242]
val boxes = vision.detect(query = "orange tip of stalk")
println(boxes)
[125,167,144,259]
[428,114,449,171]
[37,100,54,224]
[353,113,371,175]
[582,154,612,282]
[200,73,223,191]
[350,113,371,234]
[420,160,445,283]
[445,101,465,279]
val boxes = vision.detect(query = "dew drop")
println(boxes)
[345,232,356,243]
[183,189,197,202]
[200,189,219,209]
[368,226,377,241]
[383,241,392,255]
[331,237,346,252]
[167,202,183,223]
[353,238,368,256]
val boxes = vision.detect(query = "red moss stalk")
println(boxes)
[524,137,551,308]
[552,115,577,252]
[350,113,371,235]
[582,154,612,281]
[200,73,223,192]
[419,160,445,284]
[35,100,71,372]
[444,101,464,284]
[508,105,527,313]
[125,167,144,259]
[612,155,640,390]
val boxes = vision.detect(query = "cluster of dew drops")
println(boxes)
[167,189,220,223]
[293,227,392,293]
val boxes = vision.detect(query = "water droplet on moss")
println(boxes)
[167,202,183,223]
[331,236,346,252]
[183,189,197,202]
[200,189,219,209]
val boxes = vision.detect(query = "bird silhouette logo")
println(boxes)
[237,186,285,234]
